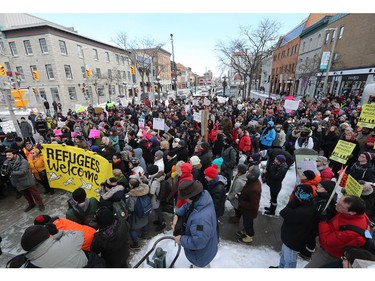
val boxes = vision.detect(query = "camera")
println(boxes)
[1,163,10,177]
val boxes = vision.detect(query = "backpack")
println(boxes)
[339,221,375,255]
[232,146,240,165]
[68,198,99,230]
[134,195,152,218]
[112,199,128,222]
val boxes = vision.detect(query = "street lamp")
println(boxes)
[322,27,338,95]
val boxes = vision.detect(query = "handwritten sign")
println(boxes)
[153,118,165,130]
[345,174,363,197]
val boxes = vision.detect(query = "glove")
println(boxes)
[318,210,328,222]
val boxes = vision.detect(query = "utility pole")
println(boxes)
[170,34,177,93]
[0,78,22,136]
[322,28,338,96]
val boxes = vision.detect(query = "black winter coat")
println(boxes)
[205,176,227,218]
[280,198,317,252]
[266,162,289,189]
[90,218,130,267]
[239,177,262,219]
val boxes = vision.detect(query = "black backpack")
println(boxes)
[339,221,375,255]
[232,146,240,165]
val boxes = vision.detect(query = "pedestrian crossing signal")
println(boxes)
[32,70,40,81]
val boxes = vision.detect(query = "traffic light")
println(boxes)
[85,68,92,77]
[0,64,6,77]
[130,65,135,75]
[32,87,38,94]
[32,70,40,81]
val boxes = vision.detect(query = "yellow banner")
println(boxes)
[358,104,375,129]
[330,140,356,164]
[42,144,112,200]
[345,174,363,197]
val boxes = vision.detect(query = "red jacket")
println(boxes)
[238,134,251,153]
[320,167,334,181]
[319,213,368,258]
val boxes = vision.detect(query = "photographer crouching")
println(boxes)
[2,149,45,212]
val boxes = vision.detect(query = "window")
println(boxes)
[81,66,86,79]
[291,46,295,54]
[127,71,131,80]
[64,65,73,79]
[96,68,101,78]
[0,37,4,54]
[15,66,25,80]
[93,48,98,60]
[108,69,112,79]
[59,40,67,55]
[333,52,338,63]
[77,45,83,58]
[302,41,305,52]
[122,56,125,65]
[287,48,290,56]
[325,33,330,44]
[9,42,18,56]
[39,38,48,54]
[339,26,344,39]
[68,87,77,101]
[45,64,55,80]
[105,52,110,62]
[116,54,120,64]
[24,40,33,55]
[331,30,336,42]
[98,86,105,96]
[117,70,121,79]
[122,71,126,80]
[50,88,59,101]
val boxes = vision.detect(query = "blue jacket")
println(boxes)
[260,121,276,147]
[176,190,218,267]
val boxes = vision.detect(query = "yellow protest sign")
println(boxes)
[358,104,375,129]
[345,174,363,197]
[330,140,356,164]
[42,144,112,200]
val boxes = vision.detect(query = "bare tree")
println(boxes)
[216,18,281,98]
[112,33,165,99]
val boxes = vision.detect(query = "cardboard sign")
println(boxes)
[42,144,112,199]
[138,118,145,129]
[0,120,16,133]
[53,129,62,136]
[330,140,356,164]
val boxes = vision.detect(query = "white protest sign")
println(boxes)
[0,120,16,133]
[193,111,202,123]
[284,100,300,111]
[138,118,145,129]
[153,118,165,130]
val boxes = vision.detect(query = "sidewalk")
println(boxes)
[0,183,283,268]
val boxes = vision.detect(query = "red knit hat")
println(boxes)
[180,163,193,176]
[204,164,218,179]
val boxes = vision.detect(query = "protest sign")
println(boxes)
[88,129,100,139]
[42,144,112,199]
[345,174,363,197]
[330,140,356,164]
[153,118,165,130]
[357,104,375,129]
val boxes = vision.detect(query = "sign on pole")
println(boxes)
[152,118,165,130]
[357,104,375,129]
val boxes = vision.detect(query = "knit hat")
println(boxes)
[295,184,313,201]
[178,180,203,200]
[178,139,186,147]
[316,156,328,164]
[72,188,86,203]
[34,215,52,225]
[249,153,261,162]
[237,164,248,175]
[319,180,336,194]
[154,150,164,159]
[103,177,118,188]
[303,170,316,181]
[95,207,115,228]
[361,152,373,162]
[180,162,193,175]
[21,225,50,251]
[204,164,218,179]
[301,127,311,136]
[275,154,286,163]
[189,155,201,166]
[147,164,159,176]
[212,157,223,168]
[360,181,375,196]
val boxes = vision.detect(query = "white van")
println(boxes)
[361,81,375,105]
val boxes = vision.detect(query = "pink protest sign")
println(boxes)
[53,129,62,136]
[89,129,100,139]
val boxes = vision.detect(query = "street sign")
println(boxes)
[320,51,330,70]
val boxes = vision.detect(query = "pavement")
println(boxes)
[0,182,283,268]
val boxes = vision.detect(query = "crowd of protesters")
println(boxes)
[1,89,375,268]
